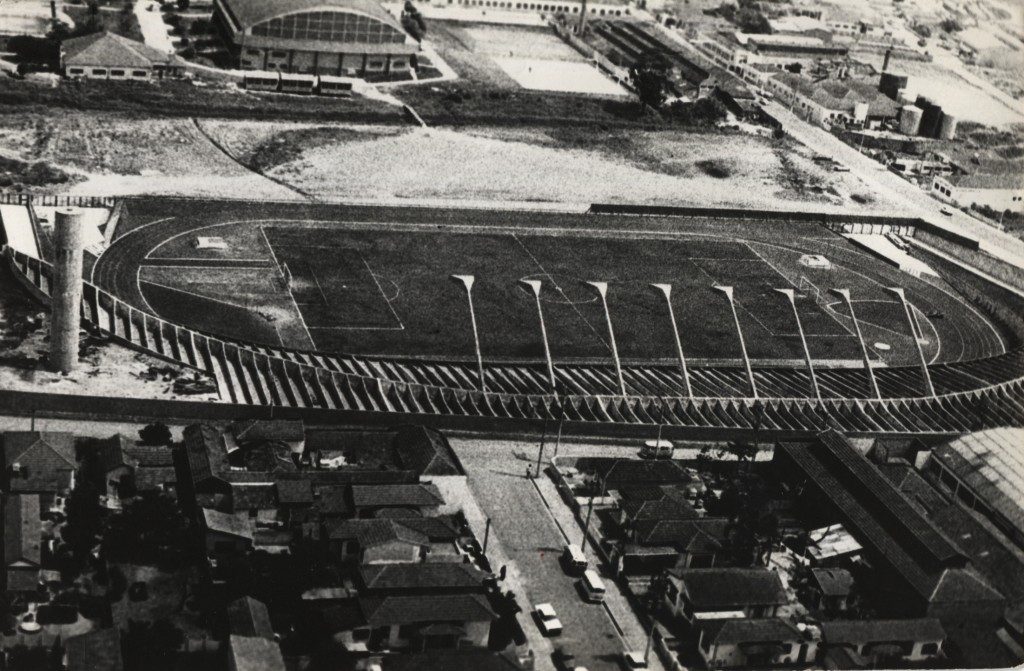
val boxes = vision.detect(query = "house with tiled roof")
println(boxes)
[228,635,285,671]
[391,426,462,476]
[61,31,185,81]
[94,434,137,502]
[351,483,444,518]
[3,493,42,597]
[227,596,275,639]
[810,567,855,613]
[324,519,429,564]
[698,618,817,668]
[820,618,945,666]
[327,594,497,651]
[226,419,305,460]
[2,432,76,498]
[613,517,728,576]
[357,563,488,596]
[665,568,789,623]
[202,508,255,555]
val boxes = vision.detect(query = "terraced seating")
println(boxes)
[7,247,1024,434]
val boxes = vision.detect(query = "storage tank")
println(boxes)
[853,102,869,124]
[939,114,957,140]
[916,96,943,138]
[900,105,923,135]
[879,72,909,100]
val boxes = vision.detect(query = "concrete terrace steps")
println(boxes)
[6,247,1024,433]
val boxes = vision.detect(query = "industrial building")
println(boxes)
[926,427,1024,549]
[61,31,186,81]
[931,171,1024,214]
[764,72,898,128]
[213,0,419,75]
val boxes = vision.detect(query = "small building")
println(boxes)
[820,618,945,665]
[664,568,789,623]
[64,628,124,671]
[227,596,275,639]
[3,494,42,597]
[330,594,497,651]
[392,426,461,476]
[226,419,305,456]
[228,635,286,671]
[351,483,443,518]
[61,31,185,81]
[810,568,854,613]
[931,173,1024,215]
[213,0,419,76]
[698,618,818,668]
[202,508,255,555]
[356,563,488,597]
[614,517,727,576]
[94,435,137,502]
[324,519,429,564]
[2,431,76,499]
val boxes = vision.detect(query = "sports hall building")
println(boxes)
[213,0,419,75]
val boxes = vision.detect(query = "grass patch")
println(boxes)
[241,127,388,172]
[0,154,74,189]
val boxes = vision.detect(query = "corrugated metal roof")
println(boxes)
[933,427,1024,532]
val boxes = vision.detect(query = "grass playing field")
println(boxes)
[97,199,1006,368]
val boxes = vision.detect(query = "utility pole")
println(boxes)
[578,0,588,35]
[451,275,486,392]
[483,517,491,554]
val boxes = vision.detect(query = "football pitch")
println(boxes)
[97,200,1005,368]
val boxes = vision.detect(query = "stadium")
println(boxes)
[7,197,1024,435]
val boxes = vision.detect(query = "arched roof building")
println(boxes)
[214,0,418,75]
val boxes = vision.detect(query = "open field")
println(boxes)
[90,199,1005,369]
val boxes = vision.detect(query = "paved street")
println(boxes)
[453,437,668,671]
[764,100,1024,269]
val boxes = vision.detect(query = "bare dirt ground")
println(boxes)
[4,110,895,211]
[203,120,896,210]
[0,112,300,200]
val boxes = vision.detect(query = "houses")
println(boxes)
[664,568,789,623]
[2,432,76,501]
[60,32,186,81]
[697,618,818,668]
[819,618,945,667]
[227,596,275,639]
[391,425,462,477]
[774,431,1006,633]
[356,563,489,597]
[202,508,255,555]
[225,419,306,457]
[323,519,430,564]
[228,635,286,671]
[351,483,444,518]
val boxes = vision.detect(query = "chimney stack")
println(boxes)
[882,47,892,72]
[49,207,85,374]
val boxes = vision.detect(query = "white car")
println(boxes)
[623,651,648,669]
[534,603,563,636]
[940,206,953,216]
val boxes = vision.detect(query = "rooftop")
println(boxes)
[361,594,497,626]
[701,617,802,645]
[669,568,788,608]
[228,635,285,671]
[944,172,1024,191]
[358,563,487,592]
[202,508,254,540]
[811,567,855,597]
[350,483,444,509]
[325,519,429,548]
[821,618,945,644]
[4,493,41,567]
[392,425,461,476]
[230,419,305,444]
[227,596,274,639]
[64,628,123,671]
[62,31,182,68]
[217,0,403,32]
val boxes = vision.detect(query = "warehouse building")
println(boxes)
[926,427,1024,549]
[213,0,419,75]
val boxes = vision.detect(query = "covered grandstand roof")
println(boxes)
[219,0,402,30]
[932,427,1024,534]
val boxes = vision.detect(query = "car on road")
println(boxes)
[553,647,588,671]
[533,603,563,636]
[623,651,648,668]
[940,206,953,216]
[561,544,588,576]
[578,569,606,603]
[832,163,851,172]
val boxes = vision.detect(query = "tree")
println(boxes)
[629,52,671,112]
[139,422,172,446]
[62,477,104,573]
[176,0,190,10]
[939,17,962,33]
[101,492,195,569]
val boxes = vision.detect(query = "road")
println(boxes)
[134,0,176,54]
[764,100,1024,269]
[453,437,667,671]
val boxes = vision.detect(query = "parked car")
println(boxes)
[623,651,648,669]
[940,206,953,216]
[639,438,674,459]
[832,163,851,172]
[533,603,563,636]
[560,544,588,576]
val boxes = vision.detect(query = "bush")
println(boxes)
[139,422,172,445]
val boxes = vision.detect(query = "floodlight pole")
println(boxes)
[713,286,758,399]
[650,283,693,398]
[451,275,486,393]
[831,289,881,400]
[888,287,936,398]
[586,281,627,397]
[521,279,557,394]
[775,288,821,401]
